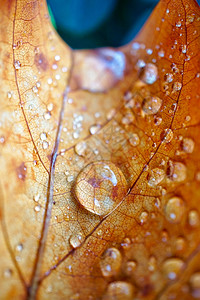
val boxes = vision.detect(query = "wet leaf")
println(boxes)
[0,0,200,299]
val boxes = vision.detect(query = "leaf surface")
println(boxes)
[0,0,200,299]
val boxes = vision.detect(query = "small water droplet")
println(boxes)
[173,82,182,91]
[158,49,165,57]
[148,256,157,271]
[181,138,194,153]
[139,63,158,84]
[103,281,134,300]
[100,247,122,277]
[124,261,137,276]
[75,141,87,156]
[174,237,186,253]
[55,55,60,61]
[129,134,140,147]
[190,272,200,298]
[47,103,53,111]
[148,168,165,186]
[16,243,23,252]
[188,210,200,227]
[161,128,173,143]
[7,91,12,99]
[186,15,194,25]
[14,60,21,70]
[139,211,148,224]
[3,268,13,278]
[74,161,127,216]
[40,132,47,141]
[89,124,101,135]
[142,96,162,115]
[154,116,162,125]
[69,233,84,249]
[176,21,182,27]
[164,73,173,83]
[42,141,49,150]
[34,205,41,212]
[32,86,38,93]
[122,113,135,125]
[167,161,187,182]
[165,197,185,223]
[162,258,184,280]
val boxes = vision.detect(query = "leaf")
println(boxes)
[0,0,200,299]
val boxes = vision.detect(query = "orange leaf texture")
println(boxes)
[0,0,200,299]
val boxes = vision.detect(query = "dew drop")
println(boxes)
[74,161,127,216]
[103,281,134,300]
[174,237,186,253]
[15,243,23,252]
[165,197,185,223]
[100,247,122,277]
[167,161,187,182]
[75,141,87,156]
[139,63,158,84]
[142,96,162,115]
[3,268,13,278]
[14,60,21,70]
[173,82,182,91]
[188,210,200,227]
[190,272,200,298]
[154,116,162,126]
[129,134,140,147]
[7,91,12,99]
[139,211,148,224]
[122,113,134,125]
[42,141,49,150]
[69,233,84,249]
[148,256,157,271]
[162,258,184,280]
[124,261,137,276]
[161,128,173,143]
[176,21,182,27]
[181,138,195,153]
[148,168,165,187]
[40,132,47,141]
[89,124,101,135]
[186,15,194,25]
[164,73,173,83]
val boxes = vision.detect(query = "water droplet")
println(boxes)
[174,237,186,253]
[100,247,122,277]
[32,86,38,93]
[14,60,21,70]
[121,237,131,250]
[176,21,182,27]
[47,103,53,111]
[16,243,23,252]
[161,128,173,143]
[167,161,187,182]
[74,161,127,216]
[54,55,60,61]
[139,63,158,84]
[181,138,194,153]
[142,96,162,115]
[139,211,148,224]
[3,268,13,278]
[40,132,47,141]
[188,210,200,227]
[34,205,41,212]
[75,141,87,156]
[186,15,194,25]
[124,261,137,276]
[154,116,162,125]
[158,49,165,57]
[89,124,101,135]
[173,82,182,91]
[42,141,49,150]
[122,113,134,125]
[164,73,173,83]
[129,134,140,147]
[162,258,184,280]
[148,256,157,271]
[103,281,134,300]
[7,91,12,99]
[165,197,185,223]
[148,168,165,187]
[190,272,200,298]
[69,233,84,249]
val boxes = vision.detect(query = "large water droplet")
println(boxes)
[167,161,187,182]
[103,281,134,300]
[100,247,122,277]
[142,96,162,115]
[181,138,195,153]
[162,258,184,280]
[148,168,165,186]
[139,63,158,84]
[74,161,127,216]
[165,197,185,223]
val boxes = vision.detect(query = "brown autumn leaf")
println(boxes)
[0,0,200,299]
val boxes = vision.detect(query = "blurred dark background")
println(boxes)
[47,0,200,49]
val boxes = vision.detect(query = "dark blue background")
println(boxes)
[47,0,200,49]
